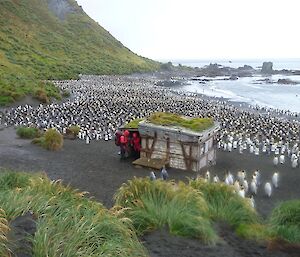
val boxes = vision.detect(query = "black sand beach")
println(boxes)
[1,127,299,257]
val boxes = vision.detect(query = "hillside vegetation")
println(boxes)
[0,0,159,105]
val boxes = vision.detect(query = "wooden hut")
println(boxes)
[132,114,220,171]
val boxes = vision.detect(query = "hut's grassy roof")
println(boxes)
[123,113,214,132]
[124,118,144,129]
[147,112,214,132]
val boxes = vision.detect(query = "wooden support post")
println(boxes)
[142,132,157,159]
[166,137,170,164]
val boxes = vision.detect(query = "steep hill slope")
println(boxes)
[0,0,159,105]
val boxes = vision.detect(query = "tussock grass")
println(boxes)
[42,129,63,150]
[16,127,41,139]
[34,88,49,103]
[32,136,46,147]
[189,179,259,228]
[1,170,299,251]
[0,171,33,190]
[0,209,10,256]
[147,112,214,132]
[236,223,271,241]
[115,178,217,244]
[32,128,63,151]
[269,200,300,243]
[66,125,80,136]
[0,171,147,257]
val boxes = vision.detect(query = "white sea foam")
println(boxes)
[183,75,300,113]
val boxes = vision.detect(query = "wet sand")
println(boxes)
[0,127,299,257]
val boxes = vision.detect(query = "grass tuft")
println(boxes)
[189,178,259,228]
[269,200,300,243]
[16,127,42,139]
[236,223,271,241]
[0,171,33,190]
[32,128,63,151]
[66,125,80,136]
[0,208,10,256]
[0,171,148,256]
[115,178,217,244]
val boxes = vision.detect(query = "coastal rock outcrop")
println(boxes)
[261,62,273,74]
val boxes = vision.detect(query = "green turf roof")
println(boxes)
[147,112,214,132]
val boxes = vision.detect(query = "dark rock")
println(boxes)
[8,212,37,257]
[200,63,232,77]
[277,78,298,85]
[292,70,300,75]
[156,80,183,87]
[244,64,254,70]
[254,78,273,84]
[191,78,211,82]
[261,62,273,74]
[229,75,238,80]
[237,71,253,77]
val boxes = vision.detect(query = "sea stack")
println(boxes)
[261,62,273,74]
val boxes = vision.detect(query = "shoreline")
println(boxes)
[163,77,300,121]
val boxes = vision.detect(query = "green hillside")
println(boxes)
[0,0,159,105]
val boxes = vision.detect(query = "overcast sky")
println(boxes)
[76,0,300,61]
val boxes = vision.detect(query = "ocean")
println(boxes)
[170,59,300,113]
[181,75,300,113]
[172,58,300,70]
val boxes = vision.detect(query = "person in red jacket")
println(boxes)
[132,132,141,158]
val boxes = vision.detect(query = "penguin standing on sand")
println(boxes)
[272,171,279,188]
[149,171,156,181]
[243,179,249,193]
[250,178,257,195]
[234,180,240,193]
[237,170,246,183]
[160,166,168,180]
[213,174,220,183]
[264,182,272,197]
[238,186,245,198]
[249,195,255,209]
[292,157,298,168]
[85,134,90,144]
[273,156,279,166]
[279,154,285,164]
[225,171,234,185]
[205,171,211,183]
[253,170,261,185]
